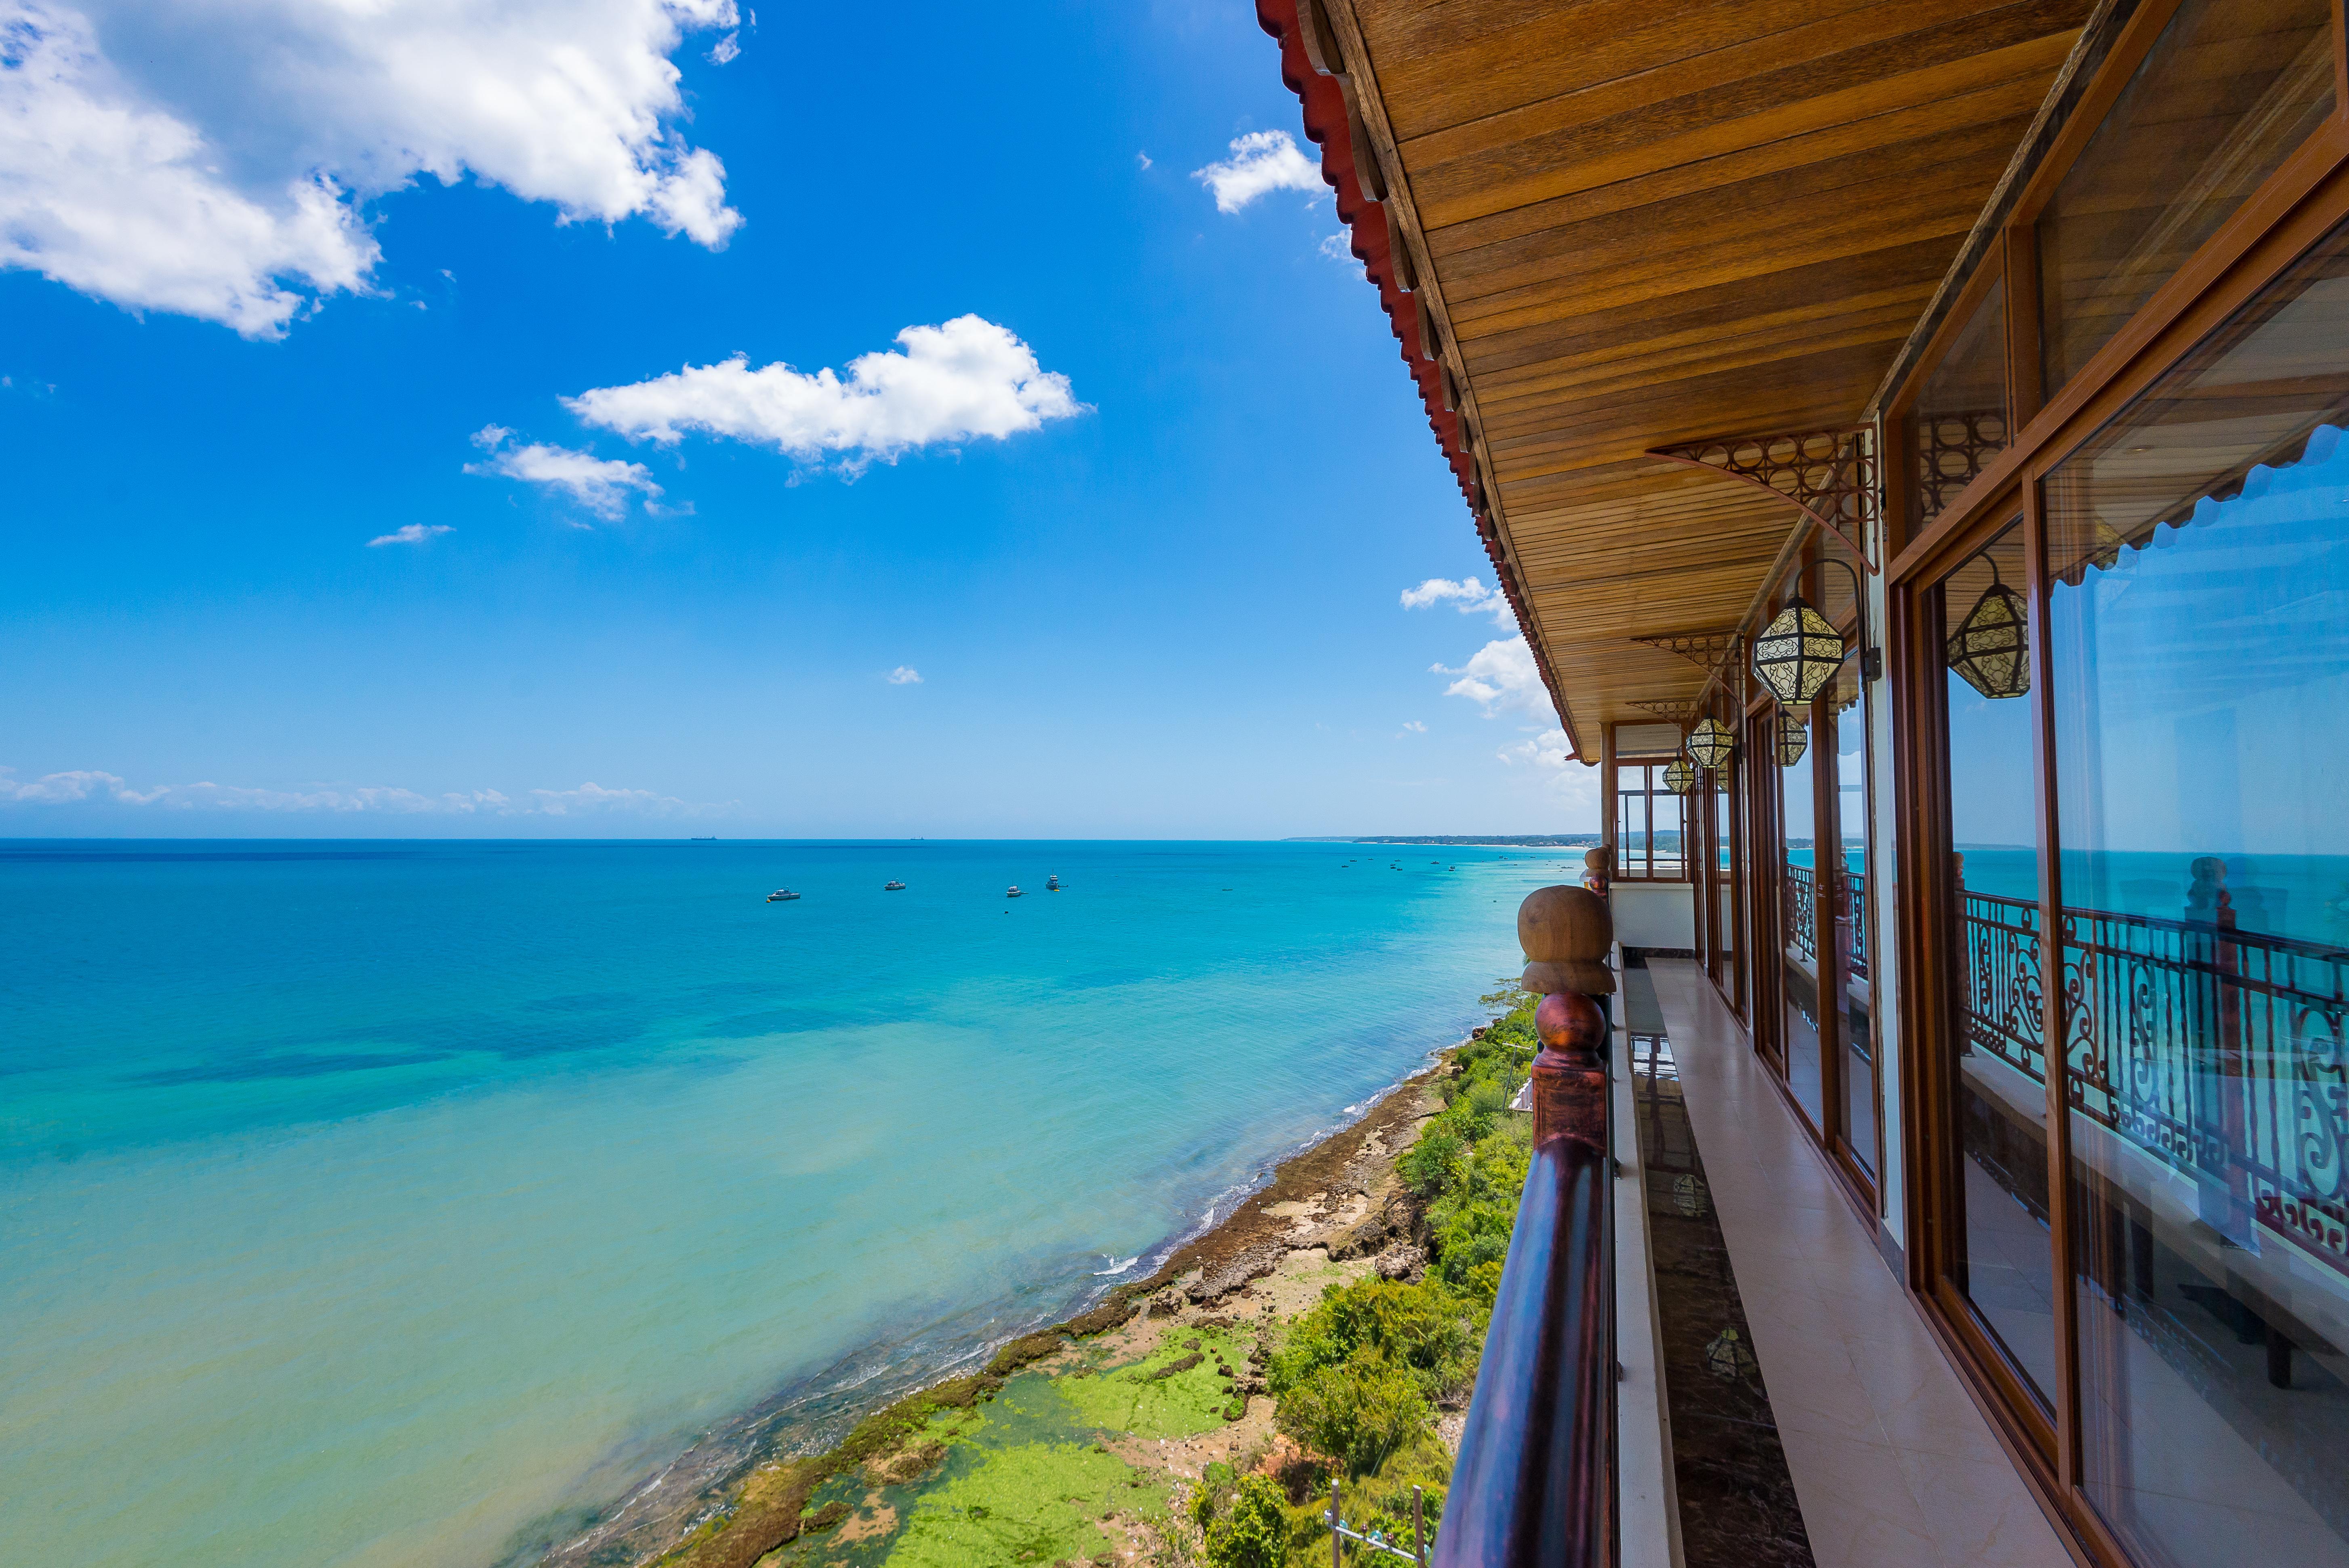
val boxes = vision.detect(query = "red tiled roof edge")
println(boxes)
[1254,0,1580,757]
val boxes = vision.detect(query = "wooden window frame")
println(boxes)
[1611,757,1690,884]
[1884,8,2349,1561]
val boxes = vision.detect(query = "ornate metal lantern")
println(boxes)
[1686,716,1735,770]
[1663,755,1696,795]
[1947,563,2029,699]
[1752,595,1847,707]
[1776,713,1808,767]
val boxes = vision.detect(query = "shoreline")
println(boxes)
[532,1045,1460,1568]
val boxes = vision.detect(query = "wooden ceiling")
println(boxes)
[1285,0,2099,755]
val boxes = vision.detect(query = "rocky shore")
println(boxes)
[535,1051,1466,1568]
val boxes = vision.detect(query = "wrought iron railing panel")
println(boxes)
[1958,889,2349,1276]
[1850,872,1869,980]
[1784,862,1871,981]
[1963,890,2047,1081]
[1786,863,1817,966]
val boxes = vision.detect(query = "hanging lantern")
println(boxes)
[1777,713,1808,767]
[1663,755,1696,795]
[1947,563,2029,699]
[1751,595,1846,708]
[1686,716,1735,770]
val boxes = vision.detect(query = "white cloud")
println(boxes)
[1192,130,1321,214]
[1398,720,1426,735]
[0,765,717,816]
[464,426,661,520]
[1401,576,1516,628]
[1497,726,1598,816]
[1498,727,1575,770]
[1319,231,1359,266]
[565,315,1083,474]
[707,30,740,63]
[1136,150,1152,170]
[526,782,697,816]
[368,523,452,547]
[0,0,742,338]
[885,666,922,685]
[1432,636,1556,721]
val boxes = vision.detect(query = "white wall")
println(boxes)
[1611,882,1696,951]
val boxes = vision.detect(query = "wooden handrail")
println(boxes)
[1436,985,1615,1567]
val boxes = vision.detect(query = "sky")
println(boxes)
[0,0,1595,838]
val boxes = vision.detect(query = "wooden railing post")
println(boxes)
[1519,884,1617,1150]
[1436,885,1617,1568]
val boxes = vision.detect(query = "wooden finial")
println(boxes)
[1517,884,1613,998]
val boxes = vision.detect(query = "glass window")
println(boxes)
[1616,763,1687,881]
[1912,275,2010,528]
[1711,732,1742,1014]
[2044,217,2349,1568]
[2037,0,2334,395]
[1937,521,2061,1411]
[1831,661,1877,1177]
[1781,706,1825,1130]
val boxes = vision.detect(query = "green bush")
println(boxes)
[1428,1135,1531,1306]
[1203,1473,1289,1568]
[1396,1129,1462,1199]
[1268,1278,1478,1404]
[1190,1460,1237,1531]
[1272,1354,1429,1478]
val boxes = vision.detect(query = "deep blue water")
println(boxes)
[0,839,1555,1568]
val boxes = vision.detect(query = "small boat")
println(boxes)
[690,836,717,842]
[884,880,906,891]
[1046,875,1061,891]
[1006,885,1024,898]
[766,889,800,902]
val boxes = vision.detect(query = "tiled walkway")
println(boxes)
[1642,958,2075,1568]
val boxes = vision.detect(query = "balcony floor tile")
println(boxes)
[1642,958,2072,1568]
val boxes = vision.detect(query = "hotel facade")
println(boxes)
[1256,2,2349,1564]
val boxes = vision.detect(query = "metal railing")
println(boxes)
[1959,887,2349,1275]
[1783,863,1870,981]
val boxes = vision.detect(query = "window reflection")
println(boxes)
[1939,522,2060,1408]
[1912,276,2010,528]
[2045,219,2349,1567]
[1781,708,1825,1129]
[2038,0,2334,395]
[1833,664,1876,1176]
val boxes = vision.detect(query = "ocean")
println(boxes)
[0,839,1560,1568]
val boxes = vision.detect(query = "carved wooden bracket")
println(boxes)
[1625,700,1703,723]
[1647,427,1878,572]
[1630,630,1742,674]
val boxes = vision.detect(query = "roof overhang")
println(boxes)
[1258,0,2104,758]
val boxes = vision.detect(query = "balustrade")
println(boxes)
[1957,887,2349,1275]
[1781,862,1869,981]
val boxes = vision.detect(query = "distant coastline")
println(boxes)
[1286,834,1601,847]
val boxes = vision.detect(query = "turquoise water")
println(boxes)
[0,839,1554,1568]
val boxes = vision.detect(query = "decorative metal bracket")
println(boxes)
[1916,409,2008,524]
[1630,630,1742,675]
[1647,427,1879,572]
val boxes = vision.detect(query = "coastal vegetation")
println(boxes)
[627,984,1542,1568]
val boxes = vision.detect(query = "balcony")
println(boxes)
[1448,941,2068,1567]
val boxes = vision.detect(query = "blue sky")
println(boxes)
[0,0,1592,837]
